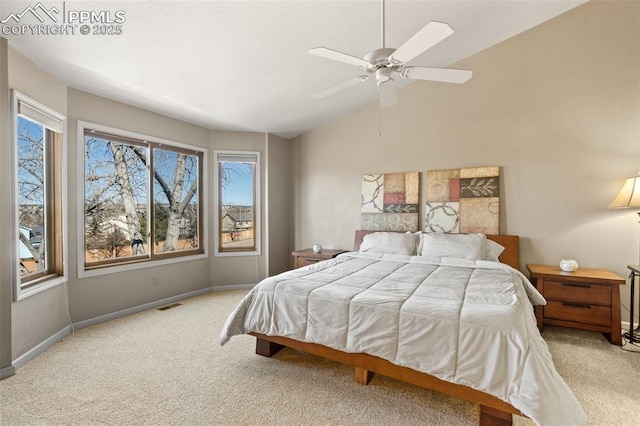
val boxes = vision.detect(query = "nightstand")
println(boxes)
[527,264,625,345]
[292,248,347,269]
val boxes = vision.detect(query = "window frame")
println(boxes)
[12,90,68,301]
[78,121,207,278]
[213,150,261,257]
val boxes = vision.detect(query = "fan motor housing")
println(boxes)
[364,48,396,68]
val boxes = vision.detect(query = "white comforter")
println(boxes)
[220,252,586,426]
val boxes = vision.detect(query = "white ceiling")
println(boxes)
[1,0,587,138]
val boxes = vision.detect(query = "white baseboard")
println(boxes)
[10,285,251,374]
[12,325,72,371]
[622,320,636,332]
[1,364,16,380]
[72,287,213,330]
[70,284,253,331]
[210,284,255,292]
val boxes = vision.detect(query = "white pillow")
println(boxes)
[485,239,505,262]
[419,232,487,261]
[359,232,417,255]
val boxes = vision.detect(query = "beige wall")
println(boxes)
[208,131,294,284]
[293,1,640,320]
[66,89,212,323]
[0,38,13,377]
[8,47,70,361]
[3,53,293,364]
[267,134,294,275]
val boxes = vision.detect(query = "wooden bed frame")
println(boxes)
[252,232,521,426]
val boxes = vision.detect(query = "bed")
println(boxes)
[220,231,585,426]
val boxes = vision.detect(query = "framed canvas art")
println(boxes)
[425,166,500,234]
[361,172,419,232]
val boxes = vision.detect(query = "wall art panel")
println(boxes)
[361,172,419,231]
[425,166,500,234]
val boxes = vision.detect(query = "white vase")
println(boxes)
[560,259,578,272]
[312,244,322,253]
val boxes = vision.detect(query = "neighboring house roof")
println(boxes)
[234,212,253,222]
[222,208,253,233]
[221,206,253,223]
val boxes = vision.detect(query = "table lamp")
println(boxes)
[610,175,640,211]
[610,175,640,343]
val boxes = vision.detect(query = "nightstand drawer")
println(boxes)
[544,280,611,306]
[296,257,321,268]
[292,249,348,270]
[545,300,611,327]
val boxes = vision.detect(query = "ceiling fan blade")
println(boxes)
[377,79,397,108]
[311,75,369,99]
[400,67,472,84]
[389,21,454,65]
[308,47,371,68]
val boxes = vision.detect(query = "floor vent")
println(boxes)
[157,302,182,311]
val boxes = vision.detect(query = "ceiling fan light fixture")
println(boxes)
[375,67,392,83]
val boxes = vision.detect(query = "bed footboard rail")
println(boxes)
[251,333,519,425]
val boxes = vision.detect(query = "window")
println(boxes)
[14,91,66,298]
[214,151,260,255]
[80,122,204,273]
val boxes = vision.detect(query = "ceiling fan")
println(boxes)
[308,0,473,108]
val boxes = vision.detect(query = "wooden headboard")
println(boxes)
[353,230,520,270]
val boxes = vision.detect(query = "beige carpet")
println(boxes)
[1,289,638,425]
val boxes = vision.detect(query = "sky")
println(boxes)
[221,161,254,206]
[17,115,44,205]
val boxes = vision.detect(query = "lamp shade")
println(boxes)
[610,176,640,208]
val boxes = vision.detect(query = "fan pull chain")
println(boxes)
[378,106,382,137]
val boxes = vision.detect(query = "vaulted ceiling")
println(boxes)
[1,1,587,138]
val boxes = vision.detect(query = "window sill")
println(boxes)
[16,275,67,301]
[79,252,208,279]
[214,250,261,257]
